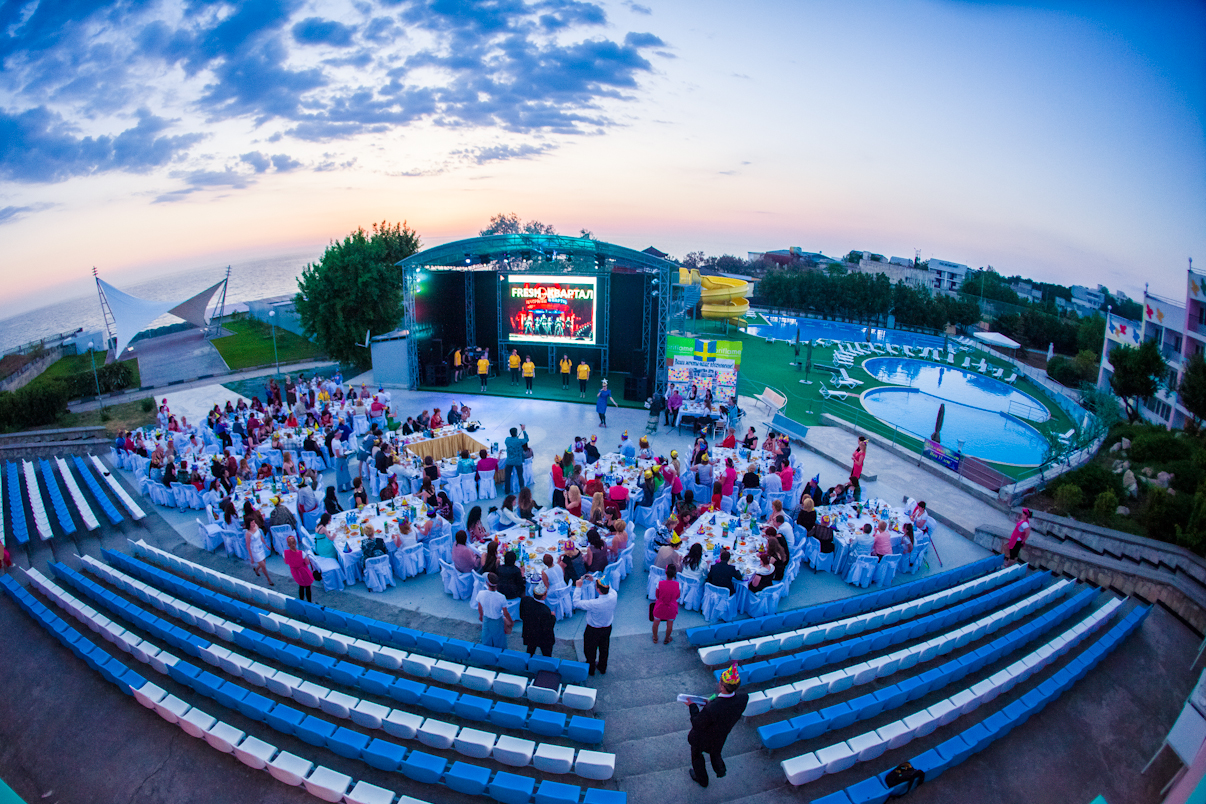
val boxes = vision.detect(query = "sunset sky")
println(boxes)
[1,0,1202,314]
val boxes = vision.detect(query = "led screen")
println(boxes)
[502,274,597,345]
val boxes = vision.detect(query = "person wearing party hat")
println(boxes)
[685,661,749,787]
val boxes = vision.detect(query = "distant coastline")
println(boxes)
[0,251,317,355]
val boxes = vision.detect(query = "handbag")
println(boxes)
[649,600,656,622]
[312,567,323,581]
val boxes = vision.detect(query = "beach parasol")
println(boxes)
[931,403,945,442]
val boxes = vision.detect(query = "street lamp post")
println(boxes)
[87,342,103,410]
[268,310,280,378]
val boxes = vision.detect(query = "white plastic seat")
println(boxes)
[534,743,576,774]
[928,698,960,726]
[816,742,858,775]
[847,730,889,762]
[402,654,435,677]
[322,633,351,655]
[347,639,376,663]
[430,660,465,685]
[344,781,396,804]
[820,668,852,695]
[241,663,270,687]
[351,700,390,730]
[179,707,217,738]
[781,752,824,786]
[454,727,497,758]
[374,646,406,670]
[460,666,495,692]
[155,695,190,723]
[134,681,167,709]
[304,765,352,802]
[292,681,326,709]
[743,692,772,718]
[267,671,302,698]
[234,735,278,769]
[493,673,527,698]
[527,684,560,706]
[753,636,782,656]
[268,751,314,786]
[849,662,877,686]
[574,750,615,781]
[203,721,245,753]
[728,640,757,662]
[903,708,941,739]
[796,677,830,702]
[770,684,802,710]
[877,720,913,750]
[561,685,596,710]
[698,645,729,665]
[417,719,459,750]
[779,631,806,652]
[383,710,423,740]
[320,690,359,719]
[493,735,536,766]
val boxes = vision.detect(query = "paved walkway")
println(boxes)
[134,328,231,386]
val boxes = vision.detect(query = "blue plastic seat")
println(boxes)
[498,650,529,673]
[489,771,535,804]
[812,789,854,804]
[773,655,803,677]
[758,719,799,750]
[445,761,491,795]
[959,721,995,752]
[535,780,582,804]
[820,702,857,732]
[276,644,308,667]
[167,661,201,687]
[401,750,446,784]
[295,714,337,747]
[343,615,370,637]
[737,619,764,638]
[844,775,890,804]
[453,694,493,722]
[910,746,952,781]
[560,661,589,684]
[712,622,742,642]
[389,678,425,705]
[237,691,274,721]
[322,609,348,631]
[265,703,307,735]
[330,660,365,687]
[782,610,808,630]
[688,626,717,646]
[469,644,502,666]
[366,621,395,644]
[359,669,393,696]
[363,738,406,771]
[416,633,446,655]
[420,686,458,713]
[848,693,884,721]
[326,726,371,759]
[488,702,528,730]
[214,680,249,711]
[393,627,421,649]
[299,653,337,678]
[528,655,559,675]
[567,716,604,744]
[744,663,776,685]
[914,668,946,697]
[792,710,828,741]
[443,638,474,662]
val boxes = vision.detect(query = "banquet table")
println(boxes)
[323,495,450,580]
[815,497,916,577]
[392,426,488,463]
[675,402,724,429]
[658,508,777,613]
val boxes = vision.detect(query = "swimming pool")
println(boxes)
[860,387,1050,466]
[745,314,949,349]
[862,357,1050,423]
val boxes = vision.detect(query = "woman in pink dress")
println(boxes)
[283,535,314,601]
[1005,508,1031,565]
[850,436,867,499]
[652,564,680,644]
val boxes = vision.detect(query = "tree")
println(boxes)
[1077,313,1105,354]
[1179,352,1206,427]
[1108,339,1167,423]
[294,220,420,367]
[479,213,556,236]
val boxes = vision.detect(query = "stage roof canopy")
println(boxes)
[396,233,676,274]
[100,278,225,355]
[973,330,1022,349]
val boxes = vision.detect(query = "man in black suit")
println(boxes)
[686,662,749,787]
[519,584,556,657]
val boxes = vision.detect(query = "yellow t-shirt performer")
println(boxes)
[522,356,536,395]
[509,349,521,386]
[559,355,572,390]
[477,353,490,392]
[577,359,591,399]
[453,348,462,382]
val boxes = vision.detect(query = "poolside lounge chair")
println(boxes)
[961,357,972,368]
[902,345,916,357]
[871,344,886,354]
[992,367,1005,379]
[838,368,865,387]
[832,373,858,389]
[1057,428,1075,444]
[947,352,955,364]
[819,386,848,401]
[976,359,988,373]
[1004,373,1018,384]
[886,344,901,355]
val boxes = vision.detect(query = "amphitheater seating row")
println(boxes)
[89,454,146,520]
[808,605,1149,804]
[717,570,1051,684]
[754,585,1098,743]
[2,575,626,804]
[701,563,1028,665]
[126,540,592,683]
[72,455,123,525]
[687,556,1004,646]
[22,460,53,540]
[38,458,76,536]
[78,557,601,742]
[5,462,29,544]
[56,457,100,531]
[781,596,1124,786]
[35,566,614,782]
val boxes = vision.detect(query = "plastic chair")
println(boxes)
[603,560,623,591]
[646,565,667,600]
[746,581,786,618]
[364,555,395,593]
[270,525,295,555]
[395,543,426,580]
[196,519,225,552]
[678,574,704,611]
[477,474,497,501]
[426,534,453,575]
[440,560,475,600]
[904,540,931,574]
[702,583,739,623]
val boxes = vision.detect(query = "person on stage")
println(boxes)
[509,349,521,386]
[522,355,536,395]
[452,347,462,382]
[577,359,591,398]
[560,354,573,390]
[478,352,490,391]
[596,379,617,427]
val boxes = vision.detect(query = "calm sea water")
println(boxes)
[0,250,321,354]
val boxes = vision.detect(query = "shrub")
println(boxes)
[1054,484,1084,514]
[1093,490,1118,521]
[1053,463,1121,502]
[1046,356,1080,387]
[1130,432,1192,463]
[139,397,155,414]
[0,381,68,431]
[1144,489,1192,541]
[1167,459,1204,494]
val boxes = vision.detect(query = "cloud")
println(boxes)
[457,142,555,164]
[624,1,653,14]
[0,107,203,182]
[536,0,608,30]
[154,168,253,202]
[241,151,272,173]
[624,32,664,48]
[292,18,356,47]
[271,153,301,171]
[0,204,54,225]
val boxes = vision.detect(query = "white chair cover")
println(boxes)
[619,544,634,578]
[874,554,903,587]
[459,473,477,503]
[702,582,738,623]
[477,475,497,501]
[425,535,452,575]
[646,565,667,601]
[603,560,623,591]
[222,528,249,560]
[467,571,488,610]
[547,586,573,620]
[270,525,294,555]
[678,574,704,611]
[196,519,225,552]
[746,581,787,618]
[396,543,426,580]
[364,555,395,592]
[522,458,534,488]
[439,560,475,600]
[845,554,877,588]
[903,540,930,574]
[170,483,191,509]
[446,474,466,505]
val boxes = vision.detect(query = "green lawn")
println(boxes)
[27,351,141,391]
[211,315,323,370]
[686,315,1076,481]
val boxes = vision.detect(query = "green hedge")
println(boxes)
[55,361,138,399]
[0,382,69,430]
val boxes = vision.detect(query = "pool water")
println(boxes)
[862,358,1050,422]
[858,357,1052,466]
[745,314,948,349]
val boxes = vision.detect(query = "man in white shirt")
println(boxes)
[573,576,618,676]
[854,523,875,553]
[762,468,783,495]
[475,573,512,649]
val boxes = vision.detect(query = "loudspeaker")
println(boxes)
[425,363,449,386]
[623,375,647,402]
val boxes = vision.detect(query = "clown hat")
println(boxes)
[721,662,741,686]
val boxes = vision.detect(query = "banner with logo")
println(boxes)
[665,336,742,368]
[664,336,742,401]
[923,439,962,472]
[1105,313,1141,346]
[1189,270,1206,302]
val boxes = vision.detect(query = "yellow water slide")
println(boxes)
[680,268,752,325]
